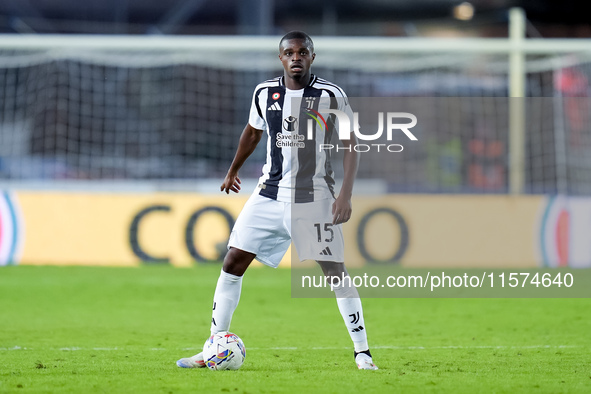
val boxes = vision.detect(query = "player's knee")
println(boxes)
[222,259,246,276]
[317,260,347,278]
[223,248,255,276]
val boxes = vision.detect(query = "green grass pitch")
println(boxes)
[1,265,590,393]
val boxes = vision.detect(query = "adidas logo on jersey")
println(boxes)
[267,102,281,111]
[319,247,332,256]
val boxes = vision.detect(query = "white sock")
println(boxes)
[210,270,243,335]
[333,277,369,353]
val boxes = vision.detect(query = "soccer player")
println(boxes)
[177,31,377,370]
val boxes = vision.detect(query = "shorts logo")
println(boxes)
[0,192,23,266]
[283,116,298,132]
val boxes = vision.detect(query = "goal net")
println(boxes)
[0,35,590,194]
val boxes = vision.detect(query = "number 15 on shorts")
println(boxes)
[314,223,334,243]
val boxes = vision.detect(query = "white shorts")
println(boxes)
[228,192,344,268]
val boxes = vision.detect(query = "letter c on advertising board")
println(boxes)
[129,205,171,264]
[129,205,235,264]
[356,207,409,264]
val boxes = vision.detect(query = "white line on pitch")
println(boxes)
[0,345,581,351]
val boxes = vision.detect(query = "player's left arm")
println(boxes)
[332,134,358,225]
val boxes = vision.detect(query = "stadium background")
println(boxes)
[1,2,591,393]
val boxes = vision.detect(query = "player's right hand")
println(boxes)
[221,174,241,194]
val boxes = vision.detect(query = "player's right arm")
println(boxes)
[220,123,263,194]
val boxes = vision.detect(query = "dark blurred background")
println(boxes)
[0,0,590,37]
[0,0,590,195]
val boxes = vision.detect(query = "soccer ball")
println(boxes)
[202,332,246,370]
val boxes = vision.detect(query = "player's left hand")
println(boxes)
[332,195,352,225]
[221,173,241,194]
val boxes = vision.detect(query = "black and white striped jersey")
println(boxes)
[248,74,353,203]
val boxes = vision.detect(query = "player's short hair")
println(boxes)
[279,31,314,52]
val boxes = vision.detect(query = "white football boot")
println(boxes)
[176,352,206,368]
[355,352,378,370]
